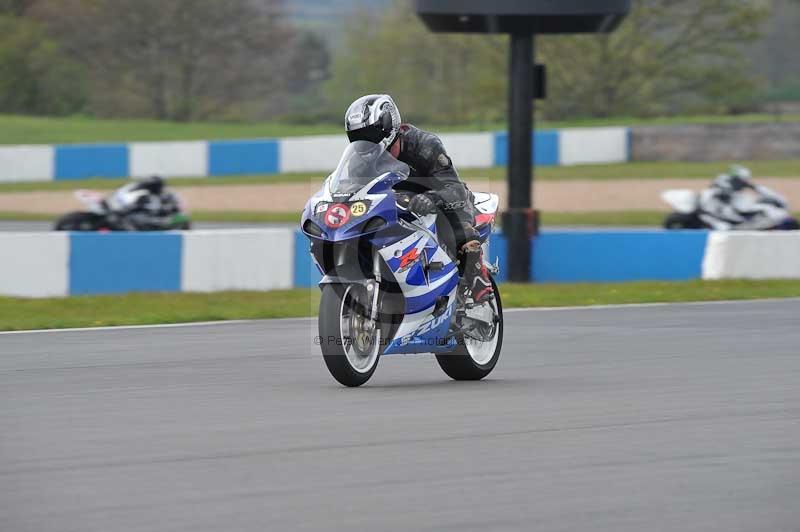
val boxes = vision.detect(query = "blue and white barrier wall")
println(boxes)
[0,127,630,182]
[6,228,794,298]
[0,230,294,297]
[292,229,765,288]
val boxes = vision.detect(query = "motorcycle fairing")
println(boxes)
[374,219,460,353]
[301,173,403,242]
[473,192,499,243]
[382,291,459,355]
[379,220,458,309]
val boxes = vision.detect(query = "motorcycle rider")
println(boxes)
[109,176,182,230]
[344,94,494,303]
[700,165,793,230]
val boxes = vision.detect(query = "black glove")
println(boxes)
[408,193,437,216]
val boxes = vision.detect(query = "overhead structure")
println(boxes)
[416,0,631,282]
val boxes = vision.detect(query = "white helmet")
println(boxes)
[713,165,753,192]
[344,94,402,150]
[728,165,752,181]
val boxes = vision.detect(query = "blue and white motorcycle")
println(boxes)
[301,141,503,387]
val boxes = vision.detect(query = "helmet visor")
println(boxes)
[346,123,387,145]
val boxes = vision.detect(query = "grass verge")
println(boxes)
[1,160,799,193]
[541,211,667,227]
[1,113,799,145]
[2,280,799,332]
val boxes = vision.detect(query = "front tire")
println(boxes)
[436,277,503,381]
[318,284,381,387]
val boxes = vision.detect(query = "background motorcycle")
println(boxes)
[300,140,503,387]
[661,189,799,230]
[54,188,192,231]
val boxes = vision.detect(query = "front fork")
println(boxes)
[366,248,381,326]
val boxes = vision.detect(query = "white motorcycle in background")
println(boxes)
[661,188,799,231]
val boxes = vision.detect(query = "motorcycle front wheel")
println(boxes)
[436,277,503,381]
[318,283,382,387]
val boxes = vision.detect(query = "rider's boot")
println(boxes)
[461,240,494,304]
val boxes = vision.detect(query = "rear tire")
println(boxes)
[436,277,503,381]
[53,212,105,231]
[663,212,704,230]
[318,284,381,387]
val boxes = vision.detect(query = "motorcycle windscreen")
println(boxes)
[328,140,409,195]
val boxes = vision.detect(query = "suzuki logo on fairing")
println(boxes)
[397,247,420,273]
[399,302,455,346]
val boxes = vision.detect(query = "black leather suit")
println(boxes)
[395,124,479,252]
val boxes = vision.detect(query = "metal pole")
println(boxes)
[505,32,535,282]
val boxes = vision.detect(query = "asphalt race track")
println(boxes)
[1,300,798,531]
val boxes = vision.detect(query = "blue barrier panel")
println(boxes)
[293,230,509,287]
[293,230,322,288]
[532,230,709,283]
[493,130,560,167]
[626,128,633,162]
[208,140,279,176]
[55,144,129,180]
[69,233,182,295]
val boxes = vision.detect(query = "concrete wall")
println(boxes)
[631,122,800,162]
[703,232,800,279]
[182,230,293,292]
[0,230,295,297]
[295,229,712,287]
[0,233,69,297]
[0,145,54,182]
[4,228,800,298]
[3,121,799,182]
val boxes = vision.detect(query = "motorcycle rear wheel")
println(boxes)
[318,283,382,387]
[663,212,705,230]
[436,277,503,381]
[53,212,106,231]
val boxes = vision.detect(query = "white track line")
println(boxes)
[0,318,311,336]
[2,297,799,336]
[504,297,800,313]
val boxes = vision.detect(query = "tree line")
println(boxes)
[325,0,771,124]
[0,0,328,121]
[0,0,788,124]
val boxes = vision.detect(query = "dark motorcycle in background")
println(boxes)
[54,185,191,232]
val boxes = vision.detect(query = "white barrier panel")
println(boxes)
[280,135,348,174]
[0,145,53,182]
[280,132,495,174]
[437,133,494,169]
[182,229,293,292]
[130,141,208,178]
[0,233,68,297]
[703,231,800,280]
[559,127,629,166]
